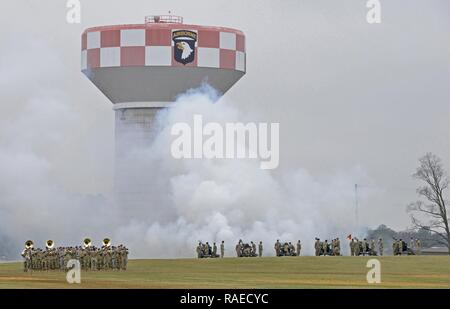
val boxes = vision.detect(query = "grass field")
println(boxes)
[1,256,450,288]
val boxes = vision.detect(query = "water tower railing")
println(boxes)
[145,15,183,24]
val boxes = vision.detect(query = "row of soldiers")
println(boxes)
[21,240,129,272]
[314,238,341,256]
[196,237,423,258]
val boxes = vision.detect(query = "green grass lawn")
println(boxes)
[1,256,449,288]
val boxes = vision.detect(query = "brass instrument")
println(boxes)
[25,240,34,249]
[46,239,54,249]
[102,238,111,247]
[83,238,92,248]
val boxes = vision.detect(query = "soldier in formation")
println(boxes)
[350,239,355,256]
[314,238,321,256]
[416,239,422,254]
[258,241,263,257]
[378,238,383,256]
[409,237,416,251]
[220,241,225,258]
[21,241,129,272]
[236,239,243,257]
[370,239,377,255]
[393,238,401,255]
[274,239,281,256]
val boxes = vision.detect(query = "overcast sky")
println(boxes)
[1,0,450,232]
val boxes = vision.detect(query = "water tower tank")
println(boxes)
[81,16,246,211]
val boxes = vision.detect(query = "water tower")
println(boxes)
[81,16,246,211]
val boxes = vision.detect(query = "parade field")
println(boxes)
[0,256,450,289]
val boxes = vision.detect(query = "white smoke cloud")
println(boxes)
[112,86,372,258]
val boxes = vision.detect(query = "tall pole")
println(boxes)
[354,184,359,229]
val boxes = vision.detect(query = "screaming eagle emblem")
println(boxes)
[173,30,197,65]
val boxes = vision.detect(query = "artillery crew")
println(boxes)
[21,239,129,272]
[192,236,422,258]
[197,241,220,258]
[273,240,299,256]
[237,240,258,257]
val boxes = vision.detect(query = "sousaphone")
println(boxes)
[83,238,92,248]
[46,239,54,249]
[25,240,34,249]
[102,238,111,247]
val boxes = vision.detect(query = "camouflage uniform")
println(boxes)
[213,243,217,257]
[274,240,281,256]
[251,242,256,255]
[416,239,421,255]
[314,238,320,256]
[322,240,328,255]
[378,239,383,256]
[370,239,376,255]
[354,239,361,256]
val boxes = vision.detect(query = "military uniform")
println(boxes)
[220,241,225,258]
[370,239,376,255]
[354,239,361,256]
[416,239,421,255]
[361,239,367,256]
[314,238,320,256]
[213,243,217,257]
[378,239,383,256]
[274,240,281,256]
[258,242,263,257]
[322,241,328,255]
[283,243,289,255]
[296,241,301,256]
[251,242,257,255]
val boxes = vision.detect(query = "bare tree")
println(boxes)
[407,153,450,254]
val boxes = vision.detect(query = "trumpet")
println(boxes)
[102,238,111,247]
[46,239,54,249]
[24,240,34,249]
[83,238,92,248]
